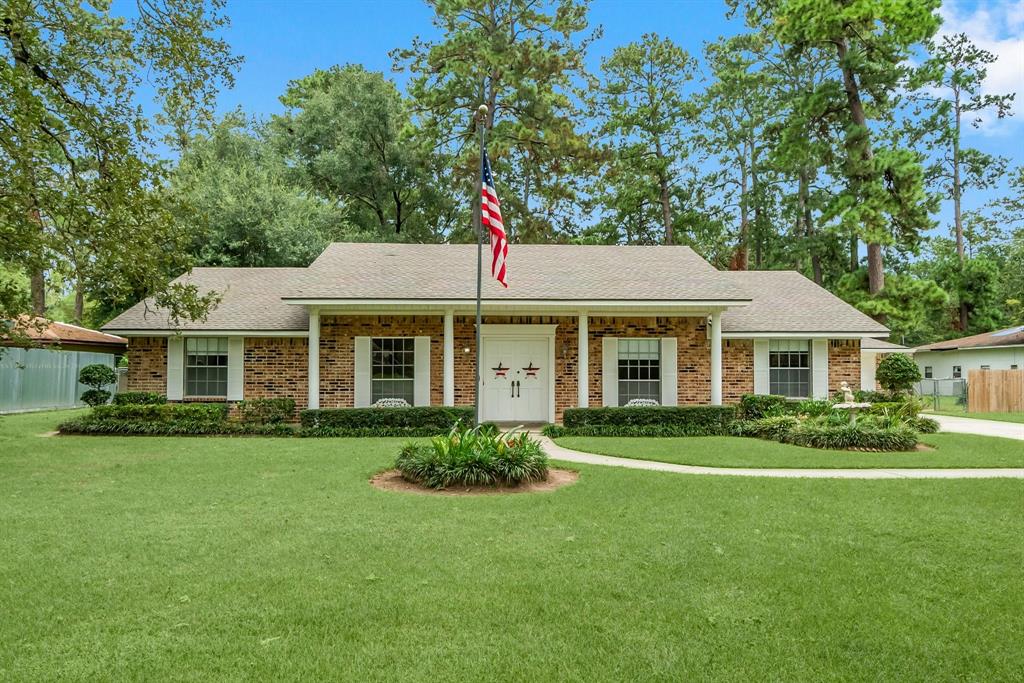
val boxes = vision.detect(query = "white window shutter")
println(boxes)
[413,336,431,406]
[602,337,618,407]
[167,337,184,401]
[660,337,677,406]
[812,339,829,399]
[753,340,769,394]
[227,337,244,401]
[354,336,371,408]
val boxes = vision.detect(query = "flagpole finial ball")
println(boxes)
[477,104,488,118]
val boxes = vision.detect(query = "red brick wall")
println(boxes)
[126,337,166,393]
[244,337,309,411]
[723,340,754,402]
[319,315,444,408]
[828,340,861,394]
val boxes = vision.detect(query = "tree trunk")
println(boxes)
[74,282,84,324]
[952,89,969,331]
[30,269,45,316]
[654,137,673,245]
[751,141,762,268]
[798,168,823,284]
[849,231,858,272]
[732,150,750,270]
[836,37,884,294]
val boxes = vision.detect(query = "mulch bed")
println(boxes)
[370,468,579,496]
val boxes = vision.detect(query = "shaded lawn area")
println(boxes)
[2,411,1023,681]
[555,433,1024,469]
[920,395,1024,424]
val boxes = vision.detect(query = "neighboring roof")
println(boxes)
[103,268,309,332]
[862,338,911,352]
[286,243,751,303]
[721,271,889,335]
[3,316,127,351]
[914,325,1024,352]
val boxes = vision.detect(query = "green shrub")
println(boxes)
[78,363,118,406]
[299,406,474,437]
[58,418,294,437]
[795,399,834,417]
[910,416,940,434]
[876,354,922,395]
[113,392,167,405]
[395,426,548,488]
[729,415,800,440]
[238,397,296,424]
[558,406,735,437]
[92,403,229,423]
[737,394,791,419]
[782,423,918,451]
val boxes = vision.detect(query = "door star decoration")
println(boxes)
[522,362,540,378]
[492,362,509,378]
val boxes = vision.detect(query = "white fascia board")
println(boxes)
[105,330,309,337]
[722,332,884,339]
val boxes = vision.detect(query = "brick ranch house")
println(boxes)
[103,243,890,423]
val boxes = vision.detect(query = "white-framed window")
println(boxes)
[371,337,415,404]
[924,366,933,379]
[952,365,962,379]
[769,339,810,398]
[617,339,660,405]
[185,337,229,397]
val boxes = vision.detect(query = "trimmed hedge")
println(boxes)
[58,418,295,436]
[737,394,793,419]
[91,403,229,422]
[59,402,241,436]
[782,423,918,451]
[550,406,736,437]
[113,392,167,405]
[299,406,475,437]
[238,398,296,424]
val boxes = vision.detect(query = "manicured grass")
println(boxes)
[2,410,1023,680]
[920,395,1024,424]
[555,433,1024,469]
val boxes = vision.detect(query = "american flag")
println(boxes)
[481,151,508,287]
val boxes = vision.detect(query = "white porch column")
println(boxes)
[577,312,589,408]
[308,307,320,409]
[710,311,723,406]
[443,309,455,406]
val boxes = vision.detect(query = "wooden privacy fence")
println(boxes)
[967,369,1024,414]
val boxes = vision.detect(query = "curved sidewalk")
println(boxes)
[929,414,1024,441]
[537,436,1024,480]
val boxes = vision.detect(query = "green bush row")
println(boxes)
[112,392,167,405]
[782,423,919,451]
[557,406,736,436]
[237,398,296,424]
[58,418,295,437]
[91,403,230,422]
[299,406,474,436]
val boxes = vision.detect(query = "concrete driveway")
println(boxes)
[930,414,1024,441]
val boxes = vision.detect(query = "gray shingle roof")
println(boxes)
[103,268,309,331]
[721,271,888,334]
[915,325,1024,351]
[288,243,749,302]
[862,338,910,351]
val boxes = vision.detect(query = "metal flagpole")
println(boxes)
[474,103,487,426]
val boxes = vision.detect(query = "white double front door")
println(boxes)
[481,336,550,423]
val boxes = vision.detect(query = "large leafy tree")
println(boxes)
[592,34,698,246]
[0,0,239,335]
[766,0,939,296]
[271,65,452,241]
[909,33,1014,330]
[392,0,600,242]
[171,112,353,268]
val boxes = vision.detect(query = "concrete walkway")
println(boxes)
[537,436,1024,480]
[930,414,1024,441]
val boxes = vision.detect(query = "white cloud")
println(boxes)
[937,0,1024,134]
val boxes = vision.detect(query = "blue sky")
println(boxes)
[156,0,1024,227]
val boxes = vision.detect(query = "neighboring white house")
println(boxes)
[913,326,1024,395]
[860,337,913,392]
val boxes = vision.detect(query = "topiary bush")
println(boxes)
[395,426,548,489]
[876,354,922,395]
[556,405,736,437]
[113,391,167,405]
[300,406,474,437]
[78,363,118,407]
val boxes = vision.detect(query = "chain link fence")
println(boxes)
[914,378,968,414]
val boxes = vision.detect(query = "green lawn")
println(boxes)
[920,394,1024,424]
[2,411,1023,681]
[555,433,1024,469]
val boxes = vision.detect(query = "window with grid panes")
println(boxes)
[371,338,415,404]
[769,339,810,398]
[617,339,660,405]
[185,337,229,397]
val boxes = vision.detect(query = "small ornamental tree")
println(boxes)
[876,354,922,395]
[79,364,118,407]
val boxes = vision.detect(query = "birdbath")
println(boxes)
[833,381,871,416]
